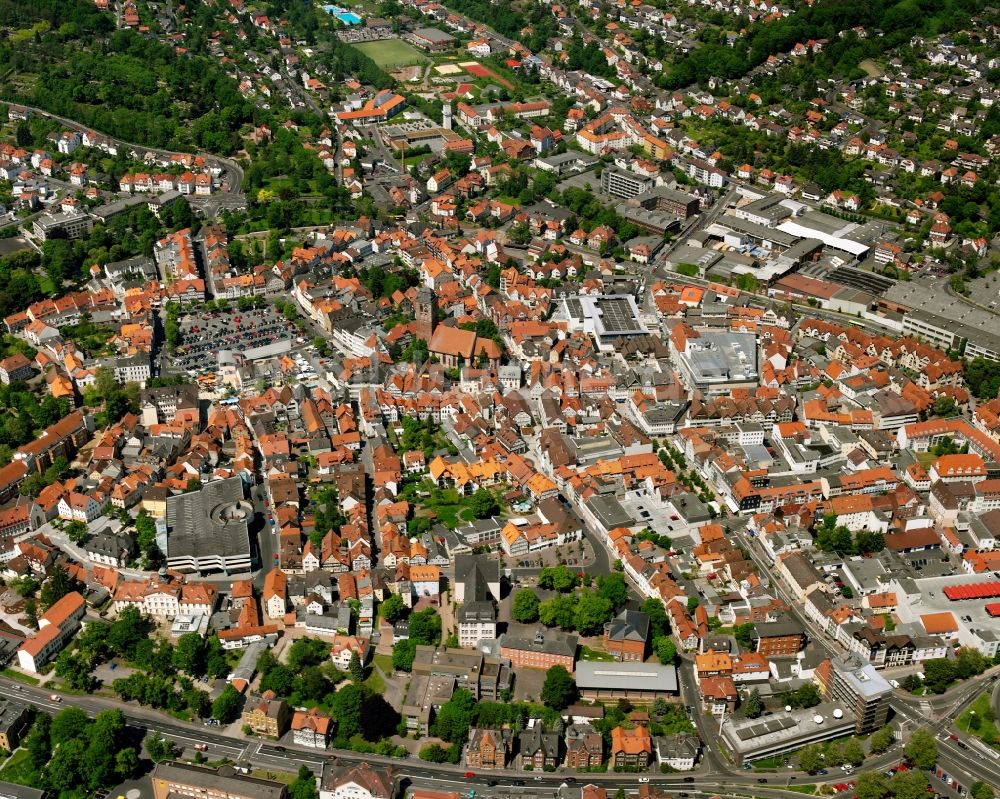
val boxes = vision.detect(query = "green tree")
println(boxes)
[348,651,364,683]
[596,573,629,611]
[379,593,407,624]
[843,737,865,766]
[538,565,580,592]
[970,782,996,799]
[870,725,896,754]
[212,684,241,723]
[855,771,890,799]
[409,607,441,645]
[890,770,930,799]
[330,682,366,740]
[107,605,147,659]
[511,589,540,623]
[904,727,938,769]
[539,594,576,628]
[956,648,989,679]
[50,706,89,745]
[419,743,453,762]
[55,650,98,692]
[468,488,500,519]
[743,688,763,719]
[47,737,86,793]
[25,713,52,770]
[260,664,295,696]
[40,564,72,610]
[431,688,477,744]
[143,732,177,763]
[654,636,677,665]
[392,638,417,672]
[286,637,331,671]
[115,747,139,780]
[687,596,700,613]
[640,598,670,638]
[573,592,614,636]
[23,598,38,630]
[541,665,578,710]
[507,221,531,245]
[289,765,318,799]
[826,741,845,767]
[84,710,128,789]
[173,632,205,676]
[791,683,821,708]
[798,743,823,774]
[65,520,89,544]
[205,635,229,679]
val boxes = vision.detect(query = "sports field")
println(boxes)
[352,39,430,68]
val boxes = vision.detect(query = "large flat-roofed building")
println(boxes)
[32,211,93,242]
[582,493,635,533]
[708,216,800,253]
[721,702,857,765]
[601,167,653,199]
[0,781,45,799]
[635,187,701,219]
[671,329,758,395]
[152,762,286,799]
[165,476,252,574]
[815,658,892,734]
[557,295,649,352]
[575,661,679,701]
[776,211,871,261]
[409,27,456,50]
[880,282,1000,361]
[410,645,510,700]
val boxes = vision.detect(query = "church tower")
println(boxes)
[415,287,437,343]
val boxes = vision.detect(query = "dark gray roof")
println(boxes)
[165,476,251,564]
[500,628,577,658]
[605,609,650,643]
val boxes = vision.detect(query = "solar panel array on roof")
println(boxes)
[943,581,1000,600]
[597,297,643,333]
[736,715,796,741]
[825,266,895,295]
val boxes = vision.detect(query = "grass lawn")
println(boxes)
[0,750,36,786]
[373,653,393,674]
[752,753,788,770]
[859,58,884,77]
[1,670,39,686]
[252,769,298,784]
[956,692,1000,746]
[413,486,467,529]
[351,39,430,69]
[578,646,614,662]
[788,786,818,794]
[365,668,385,694]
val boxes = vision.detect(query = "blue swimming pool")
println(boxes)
[322,4,362,24]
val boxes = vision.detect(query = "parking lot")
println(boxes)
[620,492,687,540]
[168,306,300,374]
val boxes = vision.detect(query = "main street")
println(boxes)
[7,650,999,796]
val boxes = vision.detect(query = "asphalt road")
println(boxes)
[0,677,897,791]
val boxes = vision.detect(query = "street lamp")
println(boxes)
[965,710,975,734]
